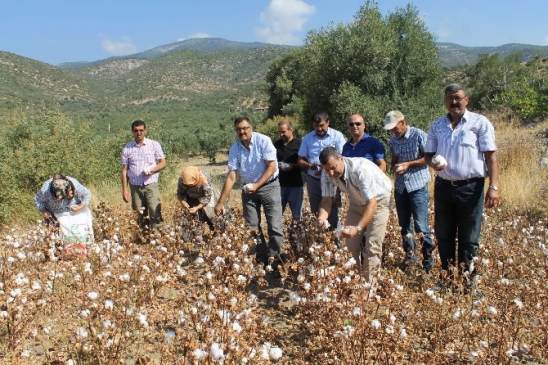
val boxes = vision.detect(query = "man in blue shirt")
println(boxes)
[384,110,433,274]
[298,111,346,230]
[342,114,386,172]
[215,117,284,267]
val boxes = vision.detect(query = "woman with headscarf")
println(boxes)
[177,166,215,231]
[35,173,92,224]
[35,174,94,254]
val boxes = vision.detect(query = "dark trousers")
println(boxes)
[434,177,485,275]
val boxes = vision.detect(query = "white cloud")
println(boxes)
[255,0,315,45]
[177,32,212,42]
[543,35,548,45]
[101,37,137,56]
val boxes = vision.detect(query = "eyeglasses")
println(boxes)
[445,95,467,102]
[348,122,362,127]
[235,126,251,132]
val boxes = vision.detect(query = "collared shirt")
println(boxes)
[425,110,497,181]
[321,157,392,205]
[298,127,346,178]
[35,176,92,214]
[228,132,278,184]
[389,126,431,194]
[342,133,385,163]
[121,137,165,186]
[274,137,303,187]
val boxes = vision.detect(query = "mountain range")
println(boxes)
[1,37,547,131]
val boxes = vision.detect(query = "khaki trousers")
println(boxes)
[344,197,390,283]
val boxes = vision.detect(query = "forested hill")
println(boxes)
[1,38,547,133]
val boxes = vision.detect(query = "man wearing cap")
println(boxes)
[298,110,346,230]
[424,84,500,295]
[343,114,387,172]
[317,146,392,284]
[384,110,433,274]
[214,116,285,268]
[121,120,166,230]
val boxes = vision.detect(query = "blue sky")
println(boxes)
[1,0,547,65]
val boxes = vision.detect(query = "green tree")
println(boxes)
[266,1,443,132]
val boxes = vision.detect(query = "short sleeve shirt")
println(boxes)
[425,110,497,180]
[298,127,346,178]
[121,138,165,186]
[342,134,385,163]
[228,132,279,184]
[274,137,303,187]
[388,126,430,194]
[321,157,392,205]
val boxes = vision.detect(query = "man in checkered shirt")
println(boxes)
[384,110,433,274]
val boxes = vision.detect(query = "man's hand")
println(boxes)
[485,188,500,208]
[122,190,130,203]
[188,206,200,214]
[214,202,225,216]
[317,218,330,230]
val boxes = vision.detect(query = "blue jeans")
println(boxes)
[434,177,485,274]
[241,180,284,265]
[394,185,433,270]
[280,186,303,221]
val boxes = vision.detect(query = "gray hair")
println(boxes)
[445,83,468,96]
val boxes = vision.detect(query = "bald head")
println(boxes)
[347,114,366,140]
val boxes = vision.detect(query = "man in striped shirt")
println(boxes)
[121,120,166,230]
[384,110,433,274]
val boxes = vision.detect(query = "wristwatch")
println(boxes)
[355,225,363,234]
[488,185,498,191]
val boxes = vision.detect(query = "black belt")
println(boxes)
[263,176,279,186]
[436,176,484,186]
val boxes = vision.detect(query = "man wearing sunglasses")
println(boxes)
[342,114,386,172]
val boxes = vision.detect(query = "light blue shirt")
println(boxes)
[228,132,278,184]
[298,127,346,178]
[425,110,497,181]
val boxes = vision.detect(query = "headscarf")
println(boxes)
[49,174,74,200]
[181,166,208,187]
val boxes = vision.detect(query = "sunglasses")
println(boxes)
[348,122,362,127]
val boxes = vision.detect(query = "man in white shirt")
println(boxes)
[317,146,392,283]
[425,84,500,295]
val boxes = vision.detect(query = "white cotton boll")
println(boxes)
[193,348,207,359]
[479,340,489,349]
[232,321,243,333]
[390,314,397,323]
[399,328,408,338]
[237,275,247,284]
[488,306,498,315]
[248,294,257,304]
[432,154,447,167]
[425,289,434,297]
[453,309,461,320]
[103,319,113,329]
[303,283,311,291]
[468,350,479,361]
[205,272,213,280]
[385,325,394,334]
[371,319,381,330]
[76,327,88,339]
[210,343,225,361]
[352,307,362,316]
[20,349,31,357]
[104,299,114,310]
[31,281,41,291]
[194,257,205,265]
[87,291,99,300]
[269,347,283,360]
[470,309,480,317]
[80,309,90,318]
[514,299,524,309]
[434,297,443,305]
[501,278,510,285]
